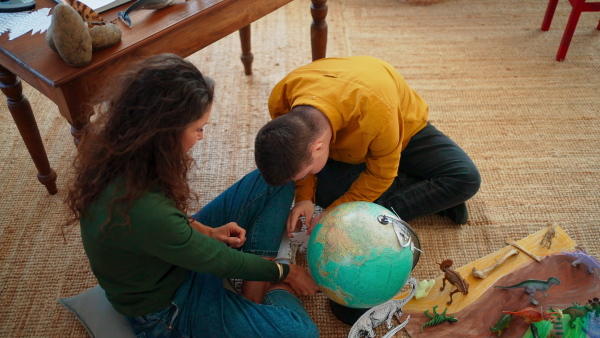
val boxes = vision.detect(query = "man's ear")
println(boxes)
[310,141,324,154]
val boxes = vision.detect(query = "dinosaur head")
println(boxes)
[438,259,453,271]
[548,277,561,285]
[540,307,559,320]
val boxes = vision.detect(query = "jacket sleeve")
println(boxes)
[294,174,317,203]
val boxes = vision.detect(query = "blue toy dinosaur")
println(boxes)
[495,277,561,305]
[563,249,600,274]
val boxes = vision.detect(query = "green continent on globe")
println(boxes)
[307,201,414,308]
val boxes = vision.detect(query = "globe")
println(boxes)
[307,201,419,309]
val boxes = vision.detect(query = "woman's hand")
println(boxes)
[286,200,314,237]
[189,218,246,248]
[283,264,320,296]
[212,222,246,248]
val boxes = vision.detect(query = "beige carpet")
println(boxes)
[1,0,599,336]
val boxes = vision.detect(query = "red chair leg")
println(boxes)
[542,0,560,30]
[556,0,584,61]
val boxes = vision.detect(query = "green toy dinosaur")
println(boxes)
[420,305,458,332]
[562,302,593,328]
[494,277,561,305]
[490,313,512,337]
[589,297,600,317]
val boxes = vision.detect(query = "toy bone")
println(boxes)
[439,259,469,305]
[118,0,176,28]
[472,248,519,279]
[503,307,557,324]
[505,238,543,262]
[495,277,561,305]
[348,277,417,338]
[540,223,558,249]
[562,248,600,273]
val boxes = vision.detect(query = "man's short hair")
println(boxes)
[255,105,326,186]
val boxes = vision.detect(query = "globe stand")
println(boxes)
[329,300,369,325]
[328,220,422,325]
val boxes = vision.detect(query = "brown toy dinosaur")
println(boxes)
[439,259,469,305]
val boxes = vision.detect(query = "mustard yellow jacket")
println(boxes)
[268,56,429,209]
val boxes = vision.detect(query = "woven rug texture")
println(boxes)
[1,0,599,336]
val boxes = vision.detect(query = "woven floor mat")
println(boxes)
[1,0,599,336]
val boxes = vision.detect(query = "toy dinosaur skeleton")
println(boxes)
[540,223,558,249]
[348,277,418,338]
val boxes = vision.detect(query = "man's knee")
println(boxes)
[455,164,481,199]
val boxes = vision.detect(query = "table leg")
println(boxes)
[311,0,328,60]
[239,25,253,75]
[0,65,58,195]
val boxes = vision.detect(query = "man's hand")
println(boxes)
[212,222,246,248]
[307,212,324,235]
[287,200,314,237]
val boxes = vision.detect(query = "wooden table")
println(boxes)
[0,0,328,195]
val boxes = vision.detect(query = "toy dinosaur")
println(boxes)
[562,248,600,274]
[490,313,512,337]
[503,307,557,324]
[348,277,418,338]
[420,305,458,332]
[548,307,564,338]
[540,223,557,249]
[438,259,469,305]
[495,277,561,305]
[562,302,594,328]
[589,297,600,317]
[415,279,435,299]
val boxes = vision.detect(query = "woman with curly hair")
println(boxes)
[65,53,319,338]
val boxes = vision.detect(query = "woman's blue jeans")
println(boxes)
[315,123,481,221]
[126,169,319,338]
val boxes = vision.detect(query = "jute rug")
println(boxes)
[1,0,599,336]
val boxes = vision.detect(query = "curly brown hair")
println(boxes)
[65,54,214,232]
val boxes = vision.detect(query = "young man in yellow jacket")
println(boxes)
[255,56,480,235]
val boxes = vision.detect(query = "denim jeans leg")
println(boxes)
[191,169,295,257]
[165,272,318,338]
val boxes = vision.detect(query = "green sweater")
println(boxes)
[81,181,285,316]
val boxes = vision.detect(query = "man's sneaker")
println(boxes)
[437,202,468,225]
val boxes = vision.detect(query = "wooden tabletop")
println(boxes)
[0,0,293,101]
[0,0,326,195]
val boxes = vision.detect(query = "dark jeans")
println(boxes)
[315,123,481,221]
